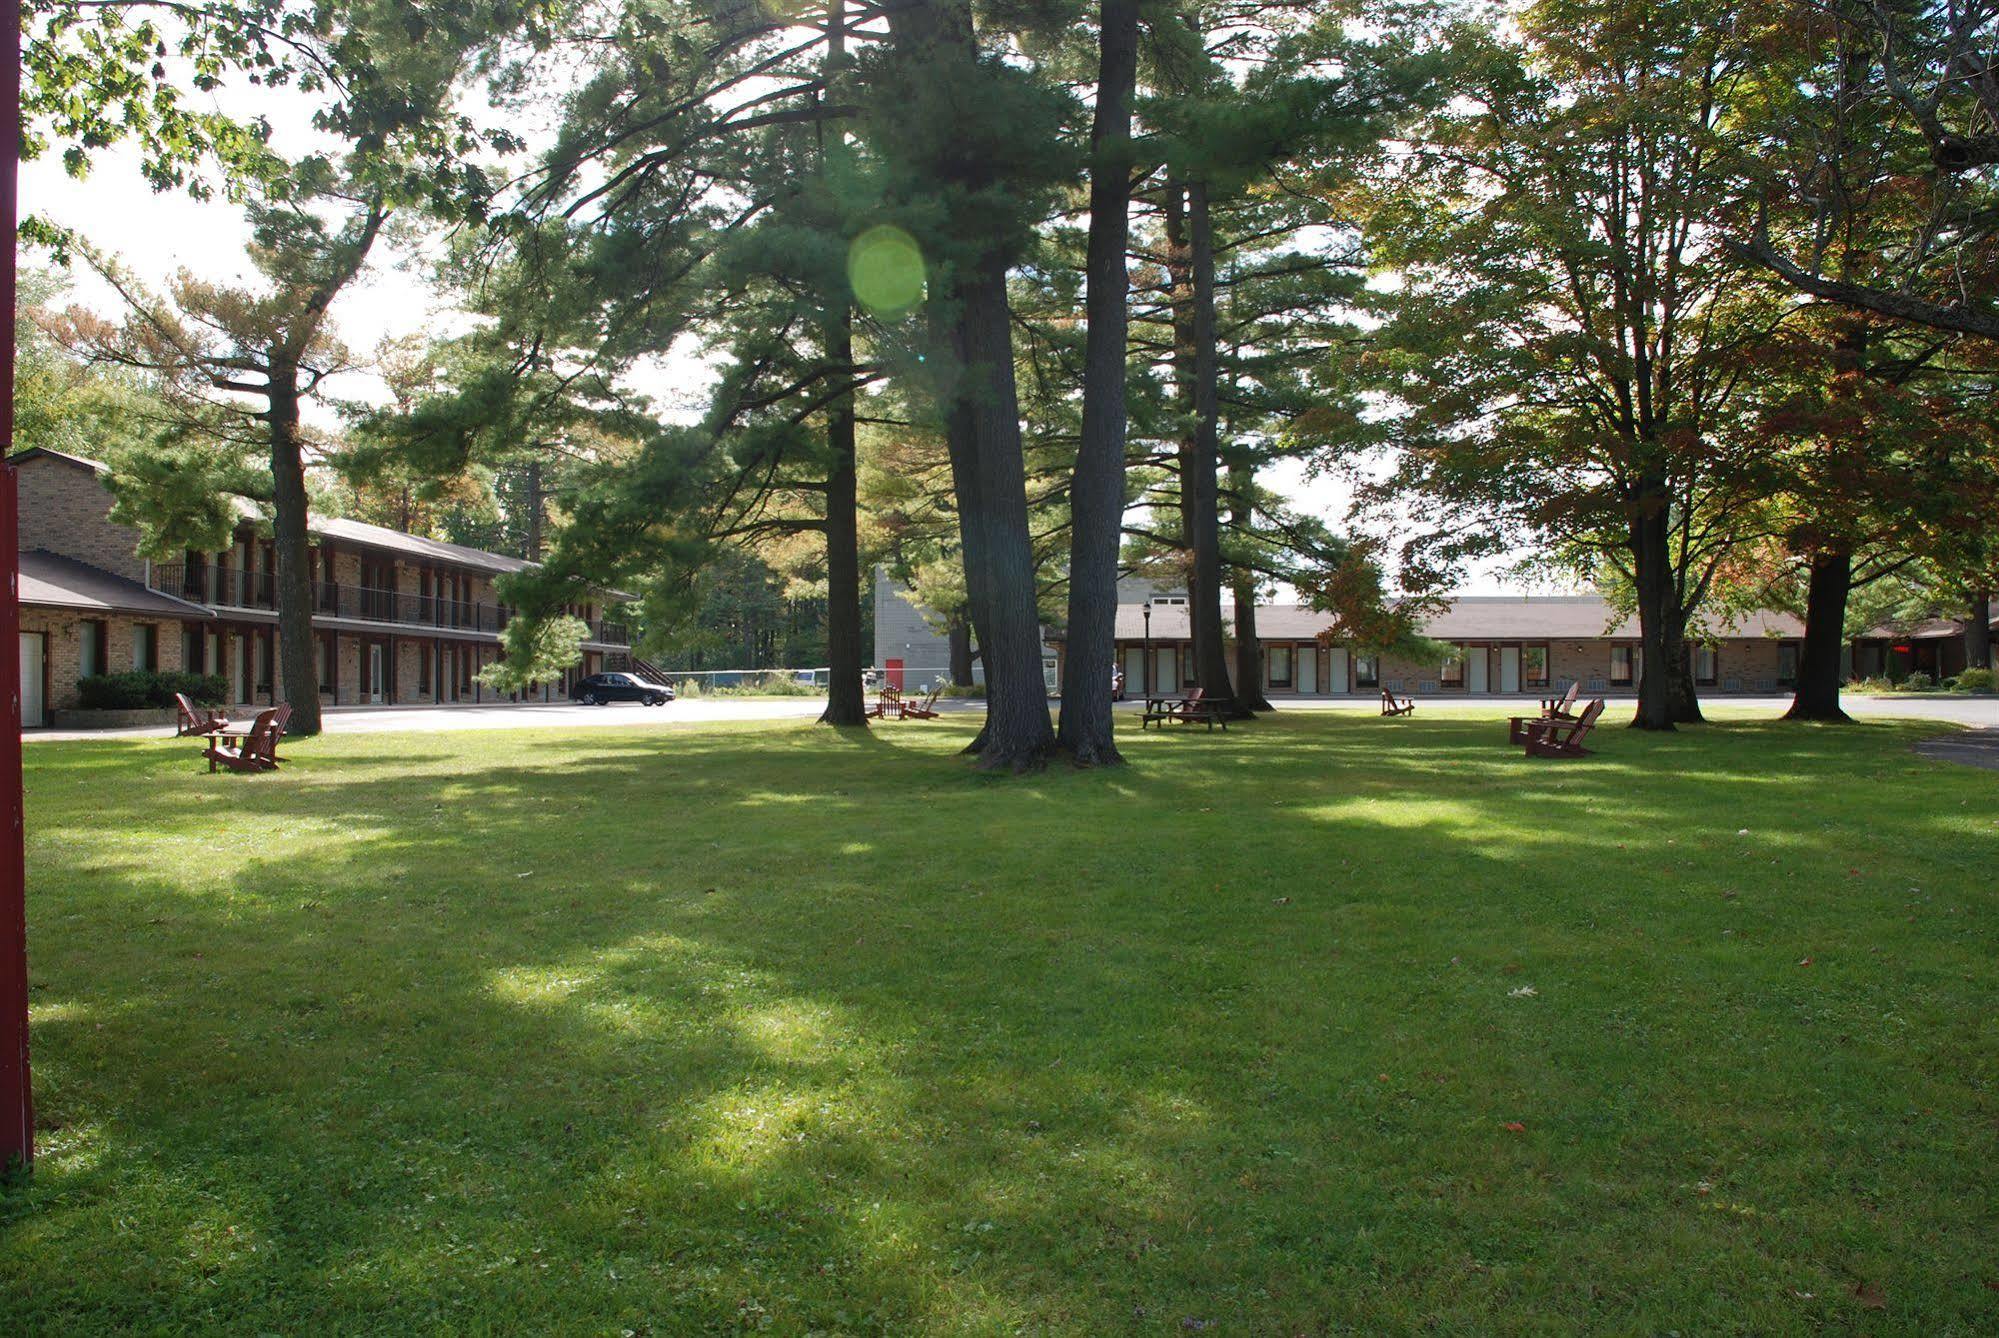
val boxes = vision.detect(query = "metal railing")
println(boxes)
[148,562,631,645]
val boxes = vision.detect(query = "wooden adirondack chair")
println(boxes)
[204,704,291,773]
[1521,697,1604,758]
[901,684,943,720]
[1509,681,1583,742]
[868,684,904,720]
[175,693,230,738]
[1380,687,1415,716]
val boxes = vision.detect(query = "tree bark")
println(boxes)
[947,616,975,686]
[1629,475,1677,730]
[1056,0,1139,766]
[1226,461,1273,711]
[1967,588,1993,672]
[1784,549,1853,721]
[1162,182,1238,714]
[960,251,1055,769]
[819,310,868,727]
[267,357,321,736]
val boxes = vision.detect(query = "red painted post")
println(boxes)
[0,0,31,1172]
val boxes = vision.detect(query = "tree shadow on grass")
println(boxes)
[7,713,1999,1330]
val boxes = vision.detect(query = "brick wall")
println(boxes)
[16,456,149,581]
[20,608,191,712]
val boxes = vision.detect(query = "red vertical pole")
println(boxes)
[0,0,31,1172]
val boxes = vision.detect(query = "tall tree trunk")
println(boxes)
[1785,549,1852,721]
[1669,634,1704,723]
[1967,588,1993,672]
[1629,476,1677,731]
[948,616,975,686]
[1226,461,1273,711]
[820,312,867,726]
[887,0,1050,768]
[961,252,1055,769]
[268,359,321,736]
[523,458,544,561]
[1164,182,1237,712]
[1056,0,1139,765]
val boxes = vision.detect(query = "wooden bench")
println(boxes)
[1519,698,1604,758]
[1142,687,1230,731]
[1380,688,1415,716]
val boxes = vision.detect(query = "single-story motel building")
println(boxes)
[13,447,633,727]
[1073,594,1810,698]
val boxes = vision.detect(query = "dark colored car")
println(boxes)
[572,672,675,706]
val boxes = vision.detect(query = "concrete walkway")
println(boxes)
[1914,728,1999,772]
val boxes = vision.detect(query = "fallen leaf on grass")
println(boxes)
[1799,957,1814,967]
[1503,1121,1526,1133]
[1852,1281,1886,1310]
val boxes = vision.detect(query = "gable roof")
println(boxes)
[18,550,211,619]
[1092,593,1804,643]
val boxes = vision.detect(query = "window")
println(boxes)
[1610,645,1636,686]
[1522,644,1549,688]
[131,624,158,672]
[80,620,107,678]
[1778,642,1800,687]
[1694,644,1717,686]
[1353,654,1379,688]
[1268,645,1293,688]
[1441,649,1465,687]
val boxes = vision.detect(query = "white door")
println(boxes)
[1499,646,1521,694]
[19,634,45,728]
[1327,647,1350,694]
[1154,648,1176,696]
[1297,645,1318,695]
[368,644,386,704]
[1123,647,1145,695]
[1467,647,1490,693]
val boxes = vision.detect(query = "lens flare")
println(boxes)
[847,225,926,316]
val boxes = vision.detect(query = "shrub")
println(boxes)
[1848,675,1895,694]
[938,681,985,698]
[76,669,228,710]
[674,678,705,699]
[1897,671,1934,692]
[1950,667,1995,694]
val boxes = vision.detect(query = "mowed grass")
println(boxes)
[2,709,1996,1333]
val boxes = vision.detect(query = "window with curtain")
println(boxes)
[1610,645,1636,686]
[1522,645,1550,687]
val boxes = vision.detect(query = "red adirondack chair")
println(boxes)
[175,693,230,738]
[868,684,904,719]
[1380,687,1415,717]
[204,704,292,773]
[901,684,943,720]
[1520,698,1604,758]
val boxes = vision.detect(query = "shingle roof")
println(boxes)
[1088,594,1805,642]
[1857,616,1999,640]
[18,550,211,618]
[311,516,536,577]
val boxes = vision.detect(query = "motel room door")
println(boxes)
[1327,646,1350,694]
[1122,646,1146,696]
[367,643,387,704]
[1466,647,1490,693]
[1296,645,1318,695]
[19,633,44,728]
[1498,646,1521,693]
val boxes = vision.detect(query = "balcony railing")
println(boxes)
[149,562,631,645]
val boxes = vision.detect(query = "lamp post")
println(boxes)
[1141,603,1151,698]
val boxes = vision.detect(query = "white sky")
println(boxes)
[20,88,1532,596]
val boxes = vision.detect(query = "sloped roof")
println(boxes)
[1858,615,1999,641]
[19,550,211,618]
[1089,594,1804,642]
[311,516,535,576]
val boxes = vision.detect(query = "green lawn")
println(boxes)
[2,711,1995,1332]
